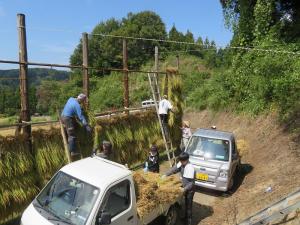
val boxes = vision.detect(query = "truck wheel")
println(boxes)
[165,206,178,225]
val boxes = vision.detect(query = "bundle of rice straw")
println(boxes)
[133,171,183,218]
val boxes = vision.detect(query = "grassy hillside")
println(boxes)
[161,54,299,133]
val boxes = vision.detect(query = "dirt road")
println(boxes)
[152,110,300,225]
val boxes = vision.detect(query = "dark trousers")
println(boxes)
[159,114,169,140]
[61,116,77,153]
[185,191,195,225]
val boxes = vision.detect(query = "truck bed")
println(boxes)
[137,194,183,225]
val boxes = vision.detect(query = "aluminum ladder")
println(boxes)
[147,72,175,167]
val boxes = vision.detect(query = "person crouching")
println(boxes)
[144,145,160,173]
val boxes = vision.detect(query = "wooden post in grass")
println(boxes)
[58,112,71,164]
[17,14,32,154]
[176,55,180,70]
[154,46,160,101]
[123,39,129,109]
[82,32,89,97]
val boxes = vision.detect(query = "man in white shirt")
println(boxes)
[165,152,195,225]
[158,95,174,139]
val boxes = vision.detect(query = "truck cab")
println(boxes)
[21,157,180,225]
[185,129,240,192]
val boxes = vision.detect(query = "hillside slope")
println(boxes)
[184,110,300,224]
[0,68,69,86]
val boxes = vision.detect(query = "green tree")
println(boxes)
[168,25,186,51]
[70,11,167,72]
[184,30,195,52]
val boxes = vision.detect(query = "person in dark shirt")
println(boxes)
[61,94,92,157]
[144,145,160,173]
[165,152,195,225]
[96,140,113,161]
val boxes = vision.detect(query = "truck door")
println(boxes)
[95,179,135,225]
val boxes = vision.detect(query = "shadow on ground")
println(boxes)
[195,163,253,198]
[192,202,214,225]
[230,163,253,194]
[149,202,213,225]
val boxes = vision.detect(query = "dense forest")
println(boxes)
[0,1,299,130]
[0,68,69,115]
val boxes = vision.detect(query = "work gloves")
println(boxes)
[85,125,92,133]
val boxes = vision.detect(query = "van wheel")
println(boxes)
[165,206,178,225]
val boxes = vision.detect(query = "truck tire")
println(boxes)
[165,206,178,225]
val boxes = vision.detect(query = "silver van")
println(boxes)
[185,128,240,192]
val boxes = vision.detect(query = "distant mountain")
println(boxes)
[0,68,70,87]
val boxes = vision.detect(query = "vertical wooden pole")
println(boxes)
[154,46,160,100]
[58,113,71,164]
[82,32,89,97]
[176,55,180,70]
[17,14,32,153]
[164,72,169,96]
[154,46,159,73]
[123,39,129,108]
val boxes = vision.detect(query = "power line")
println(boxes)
[17,24,300,56]
[91,33,206,46]
[160,49,218,54]
[20,26,300,56]
[91,33,300,56]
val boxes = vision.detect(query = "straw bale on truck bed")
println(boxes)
[133,171,183,218]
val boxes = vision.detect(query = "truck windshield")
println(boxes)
[186,136,230,161]
[36,171,99,225]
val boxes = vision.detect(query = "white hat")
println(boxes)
[77,93,87,101]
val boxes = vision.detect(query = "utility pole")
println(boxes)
[123,39,129,108]
[154,46,161,100]
[17,14,32,153]
[82,32,89,97]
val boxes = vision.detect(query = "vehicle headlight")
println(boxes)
[219,170,228,178]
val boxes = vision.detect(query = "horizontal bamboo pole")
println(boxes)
[0,120,59,129]
[94,106,154,117]
[0,59,168,75]
[0,107,155,129]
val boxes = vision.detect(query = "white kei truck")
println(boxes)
[21,156,183,225]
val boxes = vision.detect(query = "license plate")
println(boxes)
[196,173,209,181]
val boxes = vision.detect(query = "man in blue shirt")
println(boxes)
[61,93,92,156]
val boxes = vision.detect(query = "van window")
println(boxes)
[100,180,131,218]
[186,136,230,161]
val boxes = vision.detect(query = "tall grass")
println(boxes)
[93,111,163,165]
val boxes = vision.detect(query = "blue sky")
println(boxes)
[0,0,232,69]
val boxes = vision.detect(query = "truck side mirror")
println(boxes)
[97,211,111,225]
